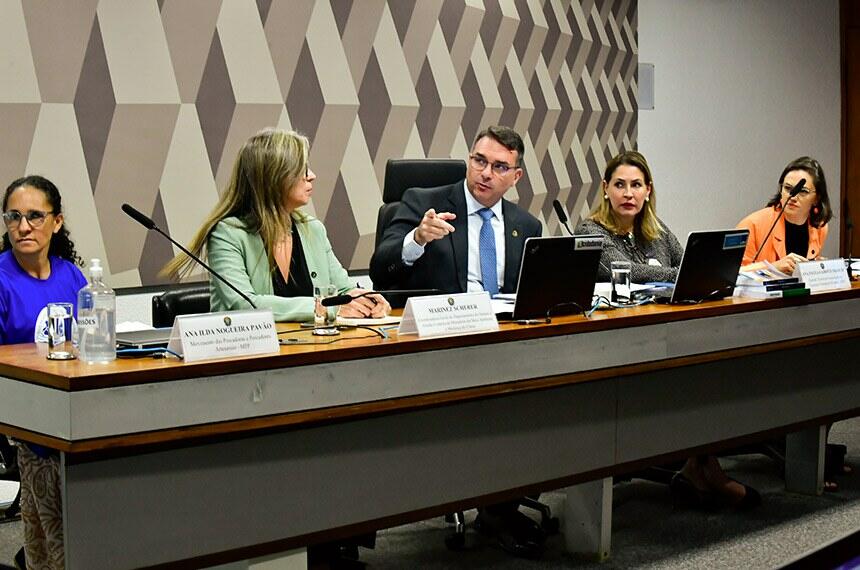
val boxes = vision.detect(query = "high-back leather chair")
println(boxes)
[151,283,211,328]
[375,158,467,248]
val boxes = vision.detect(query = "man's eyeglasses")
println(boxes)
[469,155,519,176]
[781,183,815,197]
[2,210,54,229]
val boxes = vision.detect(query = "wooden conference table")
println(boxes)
[1,286,859,568]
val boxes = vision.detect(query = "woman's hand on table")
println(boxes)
[337,288,391,318]
[773,253,806,275]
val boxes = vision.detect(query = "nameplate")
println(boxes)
[167,310,279,362]
[795,258,851,293]
[398,292,498,338]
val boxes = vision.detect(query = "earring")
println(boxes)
[813,205,820,215]
[645,197,650,202]
[603,194,608,199]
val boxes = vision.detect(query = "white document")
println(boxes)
[491,298,515,315]
[116,321,154,332]
[737,261,793,285]
[337,315,401,326]
[593,282,653,298]
[399,292,499,338]
[167,309,279,362]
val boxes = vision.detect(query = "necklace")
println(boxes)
[618,231,648,263]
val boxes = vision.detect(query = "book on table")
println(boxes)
[734,263,808,298]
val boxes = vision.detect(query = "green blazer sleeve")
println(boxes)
[207,216,352,322]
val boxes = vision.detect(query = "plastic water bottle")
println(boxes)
[77,258,116,363]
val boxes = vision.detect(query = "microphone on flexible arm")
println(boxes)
[552,199,575,237]
[751,178,807,264]
[321,289,440,307]
[121,203,258,309]
[552,198,613,278]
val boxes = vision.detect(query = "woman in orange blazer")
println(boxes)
[737,156,832,274]
[737,156,849,490]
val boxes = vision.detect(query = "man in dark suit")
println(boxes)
[371,126,541,298]
[370,126,546,558]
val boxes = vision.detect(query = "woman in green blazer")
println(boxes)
[165,128,388,322]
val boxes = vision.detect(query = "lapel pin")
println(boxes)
[512,229,519,238]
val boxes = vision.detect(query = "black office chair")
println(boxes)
[375,158,467,248]
[374,159,466,309]
[151,283,211,328]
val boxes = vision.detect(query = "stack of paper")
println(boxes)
[734,263,809,299]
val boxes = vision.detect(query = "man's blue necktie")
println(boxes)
[477,208,498,296]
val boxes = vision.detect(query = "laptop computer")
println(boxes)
[502,234,603,320]
[637,229,749,304]
[116,327,174,349]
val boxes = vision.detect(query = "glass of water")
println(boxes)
[46,302,76,360]
[313,285,339,335]
[610,260,632,304]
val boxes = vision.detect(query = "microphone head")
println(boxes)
[121,203,156,230]
[789,178,807,198]
[552,199,569,224]
[321,294,353,307]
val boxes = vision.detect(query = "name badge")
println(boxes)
[167,310,279,363]
[399,292,499,338]
[794,258,851,293]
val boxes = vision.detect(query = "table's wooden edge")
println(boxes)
[12,329,858,456]
[3,287,858,391]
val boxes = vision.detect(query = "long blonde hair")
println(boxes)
[589,150,663,242]
[163,128,309,279]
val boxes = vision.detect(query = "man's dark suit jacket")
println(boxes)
[369,181,542,296]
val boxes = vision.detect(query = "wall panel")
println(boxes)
[0,0,637,285]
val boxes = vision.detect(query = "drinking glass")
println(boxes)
[313,285,339,335]
[46,302,76,360]
[611,261,632,304]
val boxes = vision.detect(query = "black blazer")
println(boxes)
[370,181,542,295]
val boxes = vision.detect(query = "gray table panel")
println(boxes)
[64,380,616,569]
[616,337,860,462]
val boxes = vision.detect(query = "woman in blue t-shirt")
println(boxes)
[1,175,86,344]
[1,175,86,569]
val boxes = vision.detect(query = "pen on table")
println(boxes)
[279,338,310,344]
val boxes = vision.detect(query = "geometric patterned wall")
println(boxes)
[0,0,636,287]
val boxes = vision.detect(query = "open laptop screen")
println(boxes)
[509,235,603,320]
[670,229,749,303]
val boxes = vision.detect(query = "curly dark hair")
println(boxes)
[2,175,84,266]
